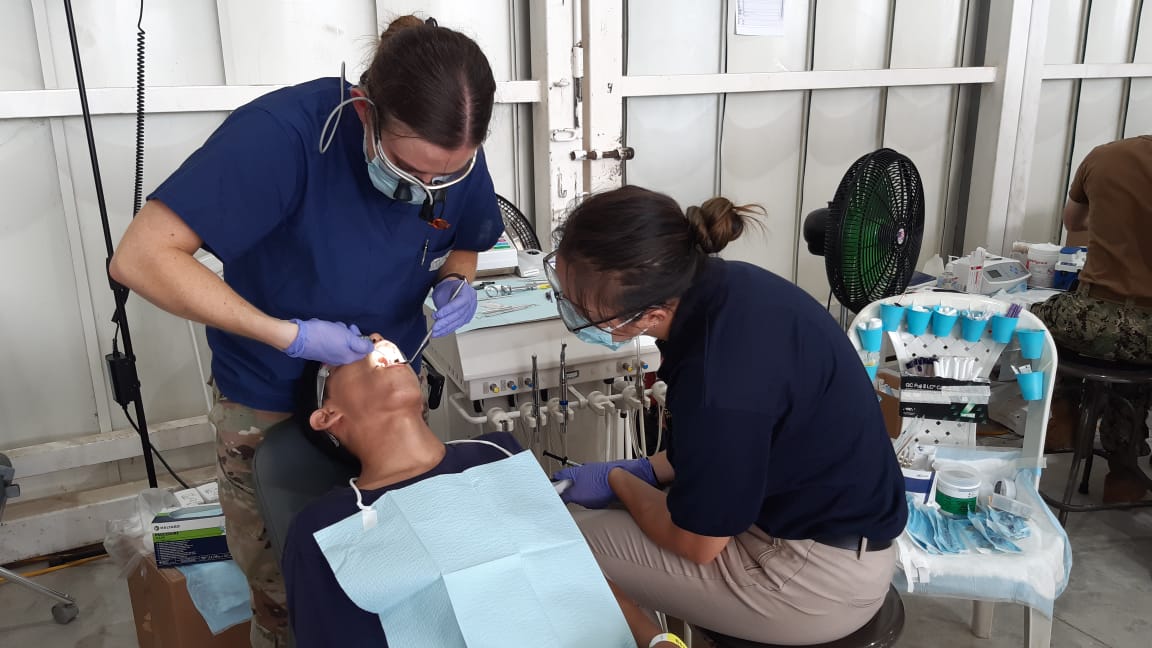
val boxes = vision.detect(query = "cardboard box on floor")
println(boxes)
[127,555,249,648]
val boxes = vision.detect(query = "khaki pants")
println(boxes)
[209,385,291,648]
[573,509,896,646]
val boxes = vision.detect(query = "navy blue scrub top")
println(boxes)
[656,258,907,542]
[149,77,503,412]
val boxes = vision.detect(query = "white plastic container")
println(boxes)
[935,468,981,515]
[1026,243,1061,288]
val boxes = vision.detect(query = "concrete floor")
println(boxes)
[0,456,1149,648]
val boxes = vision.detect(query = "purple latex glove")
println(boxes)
[284,319,373,365]
[430,278,478,337]
[551,458,657,509]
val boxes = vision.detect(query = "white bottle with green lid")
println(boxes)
[935,467,981,515]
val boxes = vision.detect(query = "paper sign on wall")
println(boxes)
[736,0,785,36]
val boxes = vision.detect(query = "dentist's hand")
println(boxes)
[430,277,477,337]
[552,458,657,509]
[284,319,373,365]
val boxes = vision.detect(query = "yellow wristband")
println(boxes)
[648,633,688,648]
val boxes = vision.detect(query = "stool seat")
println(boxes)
[699,586,904,648]
[1055,347,1152,385]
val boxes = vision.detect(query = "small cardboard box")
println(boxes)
[151,504,231,568]
[127,555,250,648]
[876,369,901,439]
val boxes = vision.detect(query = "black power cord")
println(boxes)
[123,407,190,490]
[63,0,163,488]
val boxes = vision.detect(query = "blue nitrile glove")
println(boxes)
[430,277,478,337]
[552,458,657,509]
[284,319,373,365]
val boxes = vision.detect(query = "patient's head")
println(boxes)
[296,334,425,450]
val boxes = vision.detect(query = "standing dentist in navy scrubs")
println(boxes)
[109,16,503,646]
[547,186,907,646]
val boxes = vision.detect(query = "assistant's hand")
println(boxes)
[284,319,373,365]
[430,277,477,337]
[552,458,657,509]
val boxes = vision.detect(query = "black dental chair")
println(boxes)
[251,417,358,561]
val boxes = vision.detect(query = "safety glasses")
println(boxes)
[373,136,477,194]
[543,250,645,334]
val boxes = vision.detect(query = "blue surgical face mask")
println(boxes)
[363,143,426,205]
[575,326,628,351]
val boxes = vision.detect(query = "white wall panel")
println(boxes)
[623,0,723,207]
[64,113,229,429]
[718,1,810,276]
[376,0,518,80]
[0,119,99,446]
[0,1,45,90]
[811,0,891,71]
[1124,3,1152,137]
[885,1,963,266]
[1045,0,1087,64]
[890,0,964,69]
[218,0,379,86]
[1023,80,1076,243]
[796,0,890,299]
[45,0,225,88]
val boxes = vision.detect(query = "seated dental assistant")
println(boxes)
[548,186,908,646]
[283,336,687,648]
[107,17,504,647]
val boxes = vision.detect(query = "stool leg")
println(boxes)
[1059,383,1101,526]
[1079,450,1094,495]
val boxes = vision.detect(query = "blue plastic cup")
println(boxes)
[1017,328,1045,360]
[960,315,988,342]
[990,314,1019,344]
[931,309,958,338]
[863,363,879,382]
[857,326,883,352]
[880,304,906,332]
[905,307,931,336]
[1017,371,1045,401]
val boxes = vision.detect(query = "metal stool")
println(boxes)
[699,586,904,648]
[1039,347,1152,525]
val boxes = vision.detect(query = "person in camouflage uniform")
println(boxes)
[1032,287,1152,484]
[1031,134,1152,497]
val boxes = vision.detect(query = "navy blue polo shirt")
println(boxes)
[657,258,906,542]
[282,432,522,648]
[149,77,503,411]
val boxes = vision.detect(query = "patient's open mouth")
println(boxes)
[370,339,407,368]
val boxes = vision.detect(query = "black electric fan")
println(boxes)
[803,148,925,325]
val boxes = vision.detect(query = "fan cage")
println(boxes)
[825,148,925,313]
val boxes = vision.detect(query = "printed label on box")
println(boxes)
[899,376,990,423]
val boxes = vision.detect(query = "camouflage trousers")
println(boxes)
[209,383,291,648]
[1031,285,1152,478]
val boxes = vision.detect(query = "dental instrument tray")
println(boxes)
[899,376,990,423]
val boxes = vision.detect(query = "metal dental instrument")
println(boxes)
[477,303,537,317]
[559,343,569,449]
[409,279,467,363]
[531,354,542,454]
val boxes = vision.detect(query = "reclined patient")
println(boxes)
[282,335,678,648]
